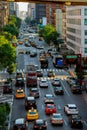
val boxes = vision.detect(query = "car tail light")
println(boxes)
[34,125,38,128]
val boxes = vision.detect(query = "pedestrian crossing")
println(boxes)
[0,68,69,74]
[16,68,68,73]
[0,95,14,104]
[37,75,68,80]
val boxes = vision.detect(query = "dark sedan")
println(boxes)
[54,86,64,95]
[29,88,40,98]
[71,84,82,94]
[33,119,47,130]
[69,115,83,128]
[37,70,43,77]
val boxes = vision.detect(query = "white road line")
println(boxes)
[64,119,68,126]
[57,105,61,110]
[61,81,70,97]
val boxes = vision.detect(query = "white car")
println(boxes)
[39,79,48,88]
[64,104,78,115]
[44,94,54,104]
[50,113,63,125]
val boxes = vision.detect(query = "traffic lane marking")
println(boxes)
[61,80,70,97]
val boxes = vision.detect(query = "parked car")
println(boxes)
[71,84,82,94]
[29,88,40,98]
[45,104,56,115]
[3,81,12,94]
[69,115,83,128]
[50,113,63,125]
[33,119,47,130]
[25,96,37,110]
[12,118,28,130]
[54,86,64,95]
[64,104,78,115]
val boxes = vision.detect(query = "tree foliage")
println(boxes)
[39,24,60,44]
[3,23,18,36]
[7,63,16,75]
[0,102,10,126]
[25,16,30,24]
[0,36,16,69]
[3,15,21,37]
[0,31,12,41]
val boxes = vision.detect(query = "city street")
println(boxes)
[10,37,87,130]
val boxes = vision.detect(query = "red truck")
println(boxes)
[26,65,37,87]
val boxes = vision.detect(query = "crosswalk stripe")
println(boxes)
[37,76,68,80]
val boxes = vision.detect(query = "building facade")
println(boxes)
[66,6,87,58]
[0,1,9,28]
[35,4,46,24]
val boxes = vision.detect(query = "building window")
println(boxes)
[85,30,87,35]
[84,9,87,15]
[85,39,87,44]
[84,19,87,25]
[84,48,87,53]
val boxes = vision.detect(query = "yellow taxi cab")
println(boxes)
[39,55,45,61]
[15,88,25,99]
[26,108,39,121]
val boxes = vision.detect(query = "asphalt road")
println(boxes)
[10,37,87,130]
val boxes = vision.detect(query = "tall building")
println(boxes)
[35,4,46,24]
[0,1,9,28]
[66,6,87,58]
[9,2,17,15]
[27,3,35,20]
[56,9,63,35]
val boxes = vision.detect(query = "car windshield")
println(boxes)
[53,114,62,119]
[42,80,46,83]
[31,89,38,92]
[17,91,23,94]
[29,111,36,114]
[46,95,53,98]
[69,106,77,109]
[47,105,54,108]
[36,120,44,125]
[55,87,62,90]
[54,79,59,81]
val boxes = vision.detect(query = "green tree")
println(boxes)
[9,15,21,29]
[7,63,16,75]
[3,23,18,36]
[0,102,10,126]
[39,24,60,45]
[25,16,30,24]
[0,39,16,69]
[0,31,12,41]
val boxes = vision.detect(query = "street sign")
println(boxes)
[66,55,77,59]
